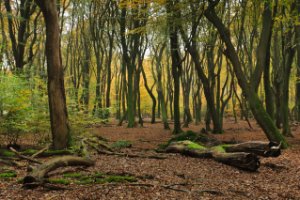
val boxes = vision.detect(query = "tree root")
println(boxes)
[23,156,94,188]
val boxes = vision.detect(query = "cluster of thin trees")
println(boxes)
[0,0,299,149]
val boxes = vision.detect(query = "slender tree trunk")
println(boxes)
[296,16,300,121]
[35,0,70,150]
[141,65,156,123]
[166,0,182,134]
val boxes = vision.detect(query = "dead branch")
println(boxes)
[31,146,50,158]
[9,147,42,164]
[23,156,95,188]
[0,158,20,167]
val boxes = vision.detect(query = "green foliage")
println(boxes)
[111,140,132,149]
[93,108,111,120]
[0,73,50,145]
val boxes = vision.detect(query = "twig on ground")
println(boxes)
[9,147,42,164]
[31,146,50,158]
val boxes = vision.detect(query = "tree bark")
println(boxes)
[166,0,182,134]
[35,0,70,150]
[23,156,94,187]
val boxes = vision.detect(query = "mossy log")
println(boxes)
[166,141,213,158]
[212,152,260,171]
[166,141,262,171]
[223,141,281,157]
[23,156,94,188]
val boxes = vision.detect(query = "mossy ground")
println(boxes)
[0,171,17,179]
[111,140,132,150]
[55,172,137,185]
[0,149,15,157]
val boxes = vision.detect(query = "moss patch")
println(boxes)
[211,145,226,153]
[58,172,137,185]
[168,131,199,145]
[186,142,207,150]
[111,140,132,149]
[101,175,137,183]
[0,171,17,179]
[21,149,38,156]
[48,178,71,185]
[0,149,15,157]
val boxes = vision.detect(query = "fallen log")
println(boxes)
[23,156,94,188]
[223,141,281,157]
[165,141,260,171]
[84,139,167,160]
[213,152,260,171]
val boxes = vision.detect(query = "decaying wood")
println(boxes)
[9,147,42,164]
[213,152,260,171]
[87,137,113,152]
[31,146,50,158]
[223,141,281,157]
[165,141,269,171]
[84,139,167,159]
[23,156,94,187]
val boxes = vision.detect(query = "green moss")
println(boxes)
[76,177,94,185]
[156,143,169,151]
[211,146,226,153]
[43,149,74,156]
[186,142,206,150]
[0,171,16,178]
[17,178,24,183]
[48,178,71,185]
[93,172,104,178]
[98,175,137,183]
[168,131,199,144]
[21,149,38,156]
[21,149,74,157]
[63,172,82,178]
[0,150,15,157]
[111,140,132,149]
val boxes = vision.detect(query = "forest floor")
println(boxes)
[0,118,300,200]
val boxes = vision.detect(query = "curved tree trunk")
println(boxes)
[205,2,288,148]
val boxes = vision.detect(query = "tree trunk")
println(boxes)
[141,65,156,123]
[166,0,182,134]
[296,12,300,121]
[205,3,288,148]
[36,0,70,150]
